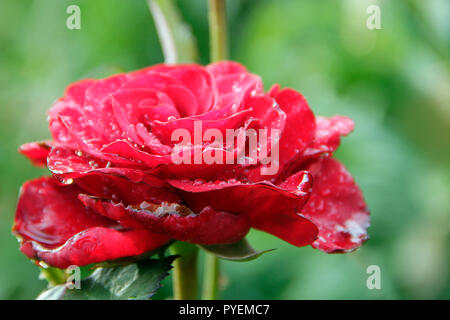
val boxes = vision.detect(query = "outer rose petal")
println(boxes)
[48,79,96,149]
[13,177,170,268]
[166,171,318,247]
[47,147,148,183]
[20,228,168,269]
[303,116,354,160]
[273,88,316,178]
[18,141,52,167]
[79,196,250,245]
[74,173,182,205]
[301,158,369,252]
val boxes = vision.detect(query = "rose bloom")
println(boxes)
[14,62,369,268]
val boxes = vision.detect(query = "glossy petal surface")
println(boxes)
[302,158,370,252]
[14,177,170,268]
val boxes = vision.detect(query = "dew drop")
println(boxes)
[62,178,74,185]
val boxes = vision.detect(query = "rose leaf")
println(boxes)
[37,256,177,300]
[198,238,274,262]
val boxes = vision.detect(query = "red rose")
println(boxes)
[14,62,369,268]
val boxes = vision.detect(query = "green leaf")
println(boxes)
[198,238,274,262]
[37,256,177,300]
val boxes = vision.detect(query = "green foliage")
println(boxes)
[37,256,176,300]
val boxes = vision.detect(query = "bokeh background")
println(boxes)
[0,0,449,299]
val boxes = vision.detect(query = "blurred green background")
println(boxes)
[0,0,449,299]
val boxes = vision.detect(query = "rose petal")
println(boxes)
[110,88,178,150]
[207,61,264,111]
[18,141,52,166]
[48,79,96,149]
[151,108,251,146]
[80,197,250,245]
[111,88,179,123]
[22,227,169,269]
[206,61,248,77]
[75,173,182,205]
[160,85,198,117]
[13,177,169,268]
[47,147,148,183]
[100,140,172,167]
[274,88,316,176]
[167,66,218,114]
[80,74,129,142]
[301,158,369,252]
[166,171,318,247]
[303,116,354,159]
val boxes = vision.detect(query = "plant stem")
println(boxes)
[147,0,198,63]
[208,0,228,62]
[170,242,198,300]
[40,267,66,286]
[202,252,220,300]
[202,0,228,301]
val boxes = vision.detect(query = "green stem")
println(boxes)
[208,0,228,62]
[40,267,66,286]
[202,0,228,301]
[170,242,198,300]
[147,0,198,63]
[202,253,220,300]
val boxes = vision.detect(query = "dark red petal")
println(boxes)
[274,88,316,174]
[78,194,145,229]
[244,95,287,173]
[25,228,169,269]
[18,141,52,167]
[47,147,147,183]
[303,116,354,159]
[301,158,370,253]
[15,177,112,247]
[166,172,318,247]
[13,177,169,268]
[74,173,182,205]
[80,197,250,245]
